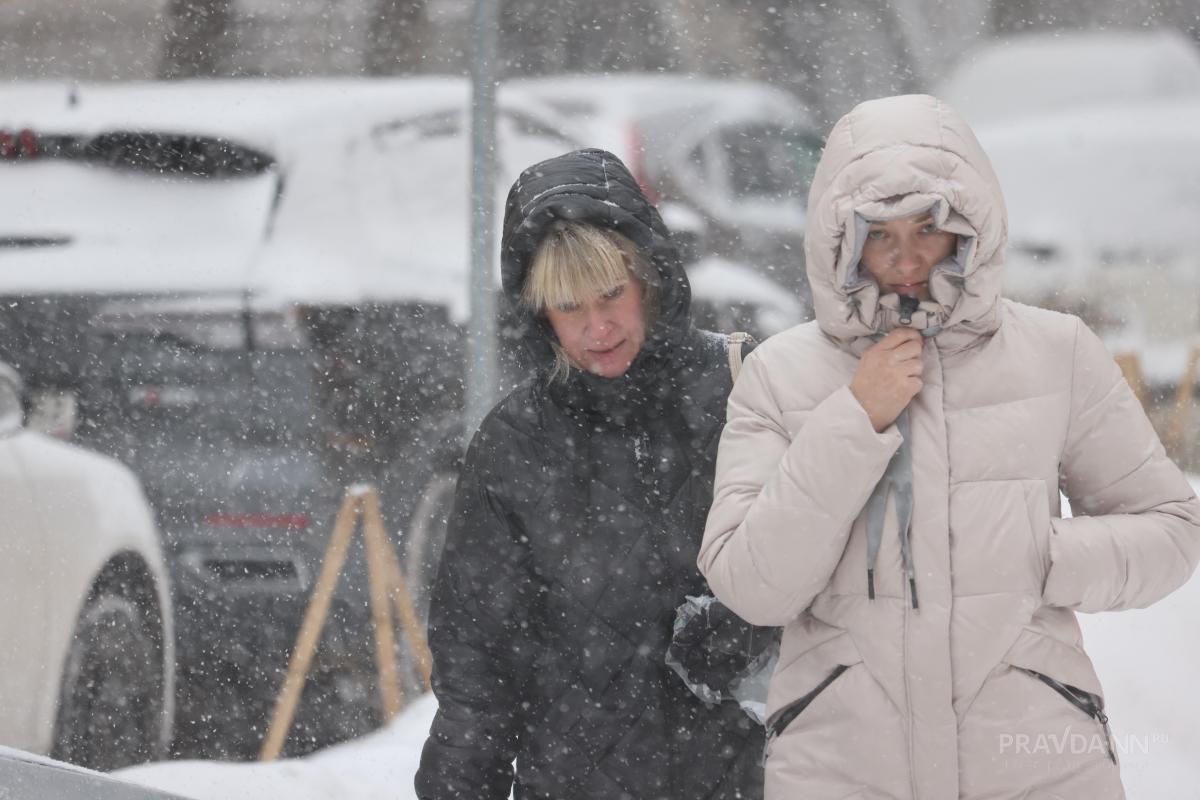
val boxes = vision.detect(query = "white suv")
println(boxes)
[0,363,174,771]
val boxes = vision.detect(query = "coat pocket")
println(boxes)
[1014,666,1117,764]
[764,627,864,757]
[1001,627,1116,765]
[766,664,850,742]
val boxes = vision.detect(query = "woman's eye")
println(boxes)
[602,284,626,300]
[866,229,887,241]
[556,302,581,313]
[920,223,940,234]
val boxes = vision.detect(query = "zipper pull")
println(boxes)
[1089,700,1117,764]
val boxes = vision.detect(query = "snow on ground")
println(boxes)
[117,693,437,799]
[119,480,1200,800]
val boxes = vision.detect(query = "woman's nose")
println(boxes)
[893,242,924,274]
[586,309,613,338]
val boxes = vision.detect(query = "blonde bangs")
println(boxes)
[522,223,636,312]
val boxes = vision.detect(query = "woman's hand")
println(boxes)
[850,328,924,432]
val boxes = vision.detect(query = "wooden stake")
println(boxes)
[360,488,404,721]
[260,490,361,761]
[362,489,433,690]
[259,483,434,760]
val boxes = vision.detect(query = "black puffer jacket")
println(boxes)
[415,150,763,799]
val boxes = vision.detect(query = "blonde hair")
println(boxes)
[521,222,659,381]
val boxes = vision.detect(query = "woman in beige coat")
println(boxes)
[699,94,1200,800]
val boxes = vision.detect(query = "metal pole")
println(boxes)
[465,0,499,440]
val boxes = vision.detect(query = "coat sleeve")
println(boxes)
[415,427,539,800]
[698,351,902,626]
[1044,318,1200,612]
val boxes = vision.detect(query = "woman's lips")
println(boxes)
[891,282,927,297]
[588,341,625,358]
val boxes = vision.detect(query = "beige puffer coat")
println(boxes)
[699,94,1200,800]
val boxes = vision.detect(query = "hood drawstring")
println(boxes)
[864,410,918,609]
[864,318,936,611]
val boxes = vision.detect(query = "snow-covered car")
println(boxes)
[0,363,174,772]
[0,77,579,757]
[937,28,1200,127]
[975,100,1200,381]
[508,74,823,302]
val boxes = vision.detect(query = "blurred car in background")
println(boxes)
[0,362,174,772]
[509,74,824,303]
[938,27,1200,127]
[976,100,1200,384]
[0,75,813,757]
[0,77,579,757]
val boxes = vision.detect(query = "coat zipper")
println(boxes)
[762,664,849,763]
[1018,667,1117,764]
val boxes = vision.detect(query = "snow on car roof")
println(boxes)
[0,78,578,319]
[976,100,1200,255]
[938,28,1200,126]
[0,77,473,152]
[511,73,814,127]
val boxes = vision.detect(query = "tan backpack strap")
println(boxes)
[727,332,754,382]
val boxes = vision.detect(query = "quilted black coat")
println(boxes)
[415,149,763,799]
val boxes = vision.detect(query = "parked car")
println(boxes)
[0,77,580,757]
[0,363,174,772]
[1,78,810,758]
[975,100,1200,381]
[0,747,188,799]
[508,74,824,301]
[937,28,1200,127]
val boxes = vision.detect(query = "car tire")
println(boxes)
[403,469,458,622]
[51,587,167,771]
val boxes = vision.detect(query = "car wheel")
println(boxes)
[404,469,457,622]
[51,589,166,771]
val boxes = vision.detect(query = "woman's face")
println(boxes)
[860,212,956,301]
[545,276,647,378]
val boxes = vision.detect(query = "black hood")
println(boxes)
[500,148,696,418]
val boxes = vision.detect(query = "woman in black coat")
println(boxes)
[415,149,763,800]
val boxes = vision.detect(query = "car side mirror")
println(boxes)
[0,362,24,436]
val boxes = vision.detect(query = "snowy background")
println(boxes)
[4,0,1200,797]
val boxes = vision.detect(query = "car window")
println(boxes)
[718,124,823,201]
